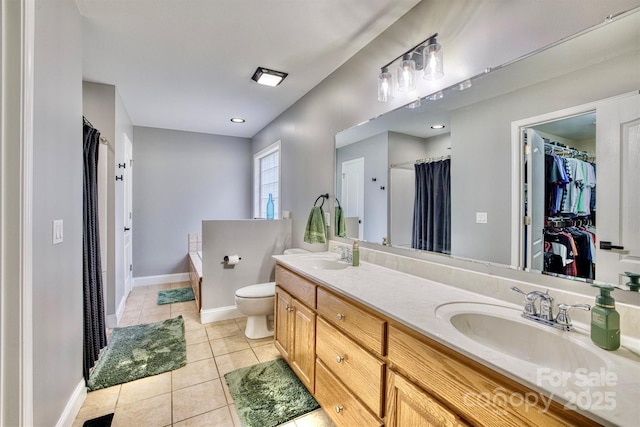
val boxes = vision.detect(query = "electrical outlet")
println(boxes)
[324,211,330,226]
[53,219,64,244]
[476,212,488,224]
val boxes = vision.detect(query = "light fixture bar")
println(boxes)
[380,32,438,71]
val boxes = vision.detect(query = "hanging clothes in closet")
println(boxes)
[543,140,596,280]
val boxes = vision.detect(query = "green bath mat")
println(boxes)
[224,358,319,427]
[157,287,195,305]
[87,316,186,391]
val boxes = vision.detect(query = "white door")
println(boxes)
[341,157,364,239]
[596,93,640,288]
[123,135,133,295]
[525,129,545,271]
[389,167,414,247]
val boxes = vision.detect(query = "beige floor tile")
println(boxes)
[171,301,197,315]
[228,404,242,427]
[246,335,273,347]
[147,283,172,293]
[173,406,235,427]
[117,314,140,327]
[221,375,234,404]
[252,343,282,363]
[183,315,206,332]
[112,393,172,427]
[172,358,219,390]
[210,334,250,356]
[172,379,228,423]
[184,327,209,345]
[278,422,296,427]
[214,348,259,376]
[76,386,120,419]
[72,410,115,427]
[138,312,171,325]
[293,409,336,427]
[140,304,171,317]
[205,320,243,340]
[117,372,171,406]
[186,341,213,363]
[234,317,247,329]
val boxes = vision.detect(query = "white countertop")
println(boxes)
[273,252,640,427]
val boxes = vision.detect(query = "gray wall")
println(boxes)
[132,126,252,276]
[32,0,84,425]
[250,0,638,250]
[336,132,388,243]
[201,219,292,310]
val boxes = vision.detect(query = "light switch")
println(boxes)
[476,212,488,224]
[324,211,330,226]
[53,219,63,244]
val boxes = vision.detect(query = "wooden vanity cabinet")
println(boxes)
[274,266,317,393]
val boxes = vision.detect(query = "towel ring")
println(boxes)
[314,193,329,208]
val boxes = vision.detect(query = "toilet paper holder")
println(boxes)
[223,255,242,262]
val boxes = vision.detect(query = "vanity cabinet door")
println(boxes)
[386,370,469,427]
[291,298,316,393]
[274,286,292,360]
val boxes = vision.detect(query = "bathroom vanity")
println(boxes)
[273,251,639,427]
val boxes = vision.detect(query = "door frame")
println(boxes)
[1,0,35,424]
[510,92,637,269]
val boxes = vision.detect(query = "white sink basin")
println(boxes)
[298,259,349,270]
[436,302,609,373]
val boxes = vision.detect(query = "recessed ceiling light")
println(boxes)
[431,124,445,129]
[230,118,245,123]
[251,67,288,87]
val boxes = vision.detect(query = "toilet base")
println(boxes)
[244,314,274,339]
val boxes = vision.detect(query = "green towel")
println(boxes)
[303,206,327,244]
[335,206,346,238]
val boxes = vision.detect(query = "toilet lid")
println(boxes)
[236,282,275,298]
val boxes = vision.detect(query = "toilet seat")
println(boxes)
[235,282,275,298]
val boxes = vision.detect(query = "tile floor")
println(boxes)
[73,282,335,427]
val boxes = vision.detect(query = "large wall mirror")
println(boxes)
[335,9,640,298]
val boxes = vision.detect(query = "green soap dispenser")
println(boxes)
[352,240,359,267]
[590,284,620,351]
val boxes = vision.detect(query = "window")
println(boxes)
[254,141,280,219]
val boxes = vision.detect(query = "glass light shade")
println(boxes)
[397,56,416,92]
[423,41,443,80]
[377,68,393,102]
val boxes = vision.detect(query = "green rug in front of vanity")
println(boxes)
[224,358,319,427]
[87,316,186,391]
[157,287,195,305]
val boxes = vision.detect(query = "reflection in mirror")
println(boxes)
[334,9,640,295]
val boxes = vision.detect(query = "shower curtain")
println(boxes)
[83,119,107,383]
[412,159,451,254]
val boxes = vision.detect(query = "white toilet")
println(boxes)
[235,248,308,339]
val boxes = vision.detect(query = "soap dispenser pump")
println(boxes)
[590,284,620,351]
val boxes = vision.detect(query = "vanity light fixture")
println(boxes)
[251,67,288,87]
[427,91,443,101]
[230,118,246,123]
[457,79,472,90]
[377,32,443,102]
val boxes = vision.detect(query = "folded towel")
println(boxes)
[335,206,346,238]
[303,206,326,244]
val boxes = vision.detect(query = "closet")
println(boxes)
[543,140,596,280]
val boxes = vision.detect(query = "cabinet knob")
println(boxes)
[335,406,343,413]
[336,355,344,363]
[286,306,293,312]
[336,313,345,320]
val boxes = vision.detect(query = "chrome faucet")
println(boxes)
[510,287,590,331]
[337,246,352,263]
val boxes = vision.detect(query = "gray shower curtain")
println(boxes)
[412,159,451,254]
[83,120,107,383]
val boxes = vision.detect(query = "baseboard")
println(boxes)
[55,379,86,427]
[106,293,128,329]
[200,305,242,324]
[132,273,190,287]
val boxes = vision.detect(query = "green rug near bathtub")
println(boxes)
[157,287,195,305]
[87,316,186,391]
[224,358,319,427]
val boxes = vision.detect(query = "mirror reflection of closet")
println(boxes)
[523,112,596,281]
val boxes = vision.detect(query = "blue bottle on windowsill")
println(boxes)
[266,193,274,220]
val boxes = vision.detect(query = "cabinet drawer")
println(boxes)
[388,325,599,427]
[316,317,385,417]
[315,359,383,427]
[275,265,317,308]
[317,288,385,355]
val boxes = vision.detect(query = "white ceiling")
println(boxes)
[78,0,421,138]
